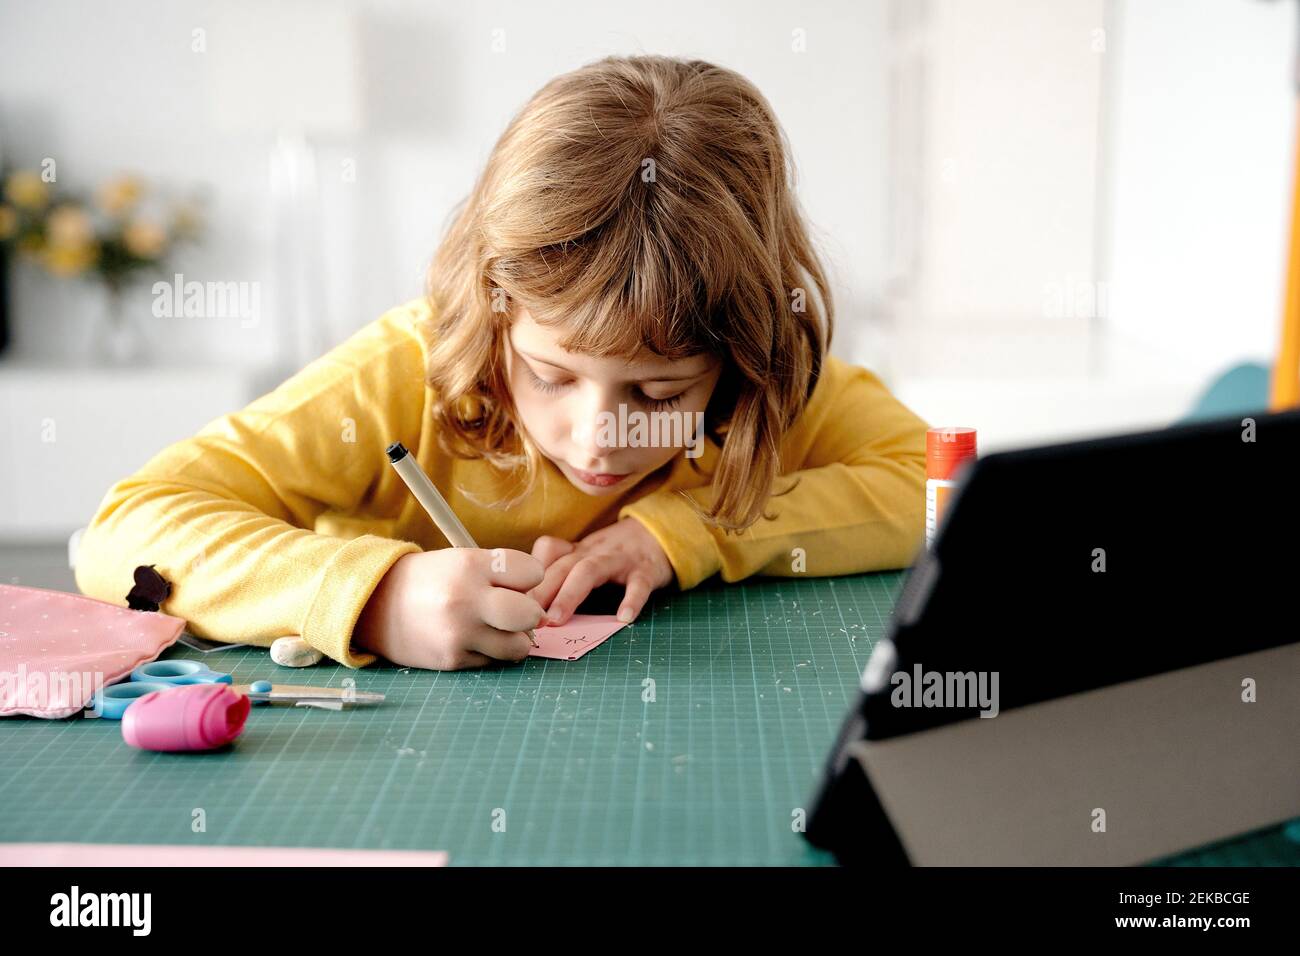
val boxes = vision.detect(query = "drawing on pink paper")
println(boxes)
[528,613,629,661]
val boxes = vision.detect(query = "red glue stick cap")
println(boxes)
[926,427,978,480]
[121,683,250,752]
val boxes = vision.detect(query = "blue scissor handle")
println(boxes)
[91,662,235,720]
[131,660,233,686]
[91,681,173,720]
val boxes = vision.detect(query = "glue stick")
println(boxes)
[925,426,977,549]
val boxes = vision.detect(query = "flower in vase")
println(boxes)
[46,204,95,247]
[41,204,99,276]
[43,241,99,277]
[44,243,99,276]
[170,201,204,241]
[123,218,167,259]
[3,170,50,210]
[96,174,144,217]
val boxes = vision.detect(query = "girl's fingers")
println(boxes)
[468,627,533,663]
[529,551,581,609]
[530,535,575,568]
[480,586,546,635]
[480,548,545,592]
[451,649,493,670]
[545,557,609,626]
[617,572,653,623]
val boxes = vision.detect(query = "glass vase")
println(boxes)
[90,286,149,366]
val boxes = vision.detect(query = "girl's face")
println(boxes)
[506,309,723,496]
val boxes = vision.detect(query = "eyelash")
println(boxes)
[524,366,684,411]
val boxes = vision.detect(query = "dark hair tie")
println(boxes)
[125,564,171,612]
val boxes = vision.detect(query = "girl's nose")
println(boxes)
[568,392,620,457]
[569,413,607,458]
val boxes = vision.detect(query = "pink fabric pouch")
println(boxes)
[0,584,186,719]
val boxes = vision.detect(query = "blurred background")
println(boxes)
[0,0,1295,567]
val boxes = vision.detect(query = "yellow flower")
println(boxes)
[46,204,95,247]
[171,202,202,239]
[43,241,99,277]
[123,219,167,259]
[96,175,144,217]
[0,205,17,240]
[4,170,49,210]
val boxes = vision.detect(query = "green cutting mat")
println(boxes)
[2,571,1296,866]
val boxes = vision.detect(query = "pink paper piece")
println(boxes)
[0,584,186,718]
[0,842,448,867]
[528,613,628,661]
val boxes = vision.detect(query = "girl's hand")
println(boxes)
[353,548,546,670]
[528,518,674,626]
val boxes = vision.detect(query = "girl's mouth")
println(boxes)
[571,467,631,487]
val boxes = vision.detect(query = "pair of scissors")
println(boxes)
[92,660,384,719]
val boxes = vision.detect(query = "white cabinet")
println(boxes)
[0,364,259,541]
[872,0,1211,449]
[882,0,1107,331]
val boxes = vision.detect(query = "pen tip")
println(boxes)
[385,442,408,463]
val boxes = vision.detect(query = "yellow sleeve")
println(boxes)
[619,356,930,589]
[73,303,430,668]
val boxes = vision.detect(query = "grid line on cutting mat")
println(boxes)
[1,571,1293,866]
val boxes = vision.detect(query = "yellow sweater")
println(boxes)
[75,298,930,668]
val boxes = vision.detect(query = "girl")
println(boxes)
[75,55,930,671]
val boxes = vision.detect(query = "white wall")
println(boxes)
[1,0,1292,428]
[0,0,887,368]
[1105,0,1295,380]
[875,0,1295,453]
[910,0,1106,327]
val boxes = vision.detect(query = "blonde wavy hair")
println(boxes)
[422,54,834,533]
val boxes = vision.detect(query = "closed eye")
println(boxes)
[635,389,683,411]
[523,364,571,395]
[524,364,684,410]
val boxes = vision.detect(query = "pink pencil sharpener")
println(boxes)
[121,683,250,752]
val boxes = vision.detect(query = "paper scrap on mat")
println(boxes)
[528,613,628,661]
[0,843,448,867]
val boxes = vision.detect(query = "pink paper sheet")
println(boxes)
[528,613,628,661]
[0,843,448,867]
